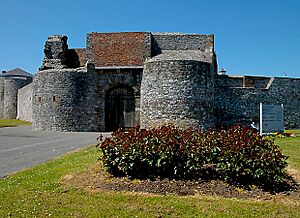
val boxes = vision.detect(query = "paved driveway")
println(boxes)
[0,126,109,178]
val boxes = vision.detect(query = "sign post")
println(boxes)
[259,103,284,134]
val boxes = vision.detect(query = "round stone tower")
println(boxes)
[32,35,98,131]
[0,68,33,119]
[140,58,215,129]
[32,68,97,131]
[3,78,31,118]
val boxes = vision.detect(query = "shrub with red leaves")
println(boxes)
[215,125,288,185]
[97,125,288,186]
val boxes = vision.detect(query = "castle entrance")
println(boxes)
[105,86,135,131]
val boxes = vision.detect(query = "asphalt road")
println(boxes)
[0,126,109,178]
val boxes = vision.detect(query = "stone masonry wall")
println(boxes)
[17,83,33,122]
[141,59,214,129]
[95,68,143,131]
[215,76,300,129]
[86,32,151,67]
[32,68,98,131]
[244,76,270,88]
[3,78,32,119]
[32,67,143,132]
[0,78,4,118]
[151,33,214,56]
[40,35,69,70]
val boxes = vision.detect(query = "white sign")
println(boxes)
[259,103,284,134]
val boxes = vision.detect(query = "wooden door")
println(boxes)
[105,87,135,131]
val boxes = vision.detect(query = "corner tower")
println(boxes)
[0,68,33,119]
[32,35,98,131]
[140,33,217,129]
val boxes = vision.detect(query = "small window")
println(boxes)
[52,96,59,102]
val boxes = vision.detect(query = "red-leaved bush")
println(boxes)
[97,125,288,186]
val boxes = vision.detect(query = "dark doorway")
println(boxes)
[105,86,135,131]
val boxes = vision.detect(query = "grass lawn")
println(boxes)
[0,119,31,127]
[276,130,300,171]
[0,134,300,217]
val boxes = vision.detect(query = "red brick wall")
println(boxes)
[74,48,87,67]
[87,32,151,67]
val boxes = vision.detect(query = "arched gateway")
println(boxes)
[105,86,135,131]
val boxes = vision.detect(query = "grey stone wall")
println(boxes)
[215,75,300,129]
[95,68,142,131]
[40,35,69,70]
[151,33,214,56]
[17,83,33,122]
[243,76,270,88]
[32,68,98,131]
[141,59,215,129]
[0,78,4,118]
[3,78,32,119]
[32,67,143,132]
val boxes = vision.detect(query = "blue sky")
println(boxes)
[0,0,299,77]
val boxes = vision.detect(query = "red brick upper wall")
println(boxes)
[86,32,151,67]
[74,48,87,67]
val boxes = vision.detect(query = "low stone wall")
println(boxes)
[215,76,300,129]
[17,83,33,122]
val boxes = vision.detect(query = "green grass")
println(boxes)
[1,142,300,217]
[276,131,300,171]
[0,119,32,127]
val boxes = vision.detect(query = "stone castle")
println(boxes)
[1,32,299,131]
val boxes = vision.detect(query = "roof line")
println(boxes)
[95,66,144,70]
